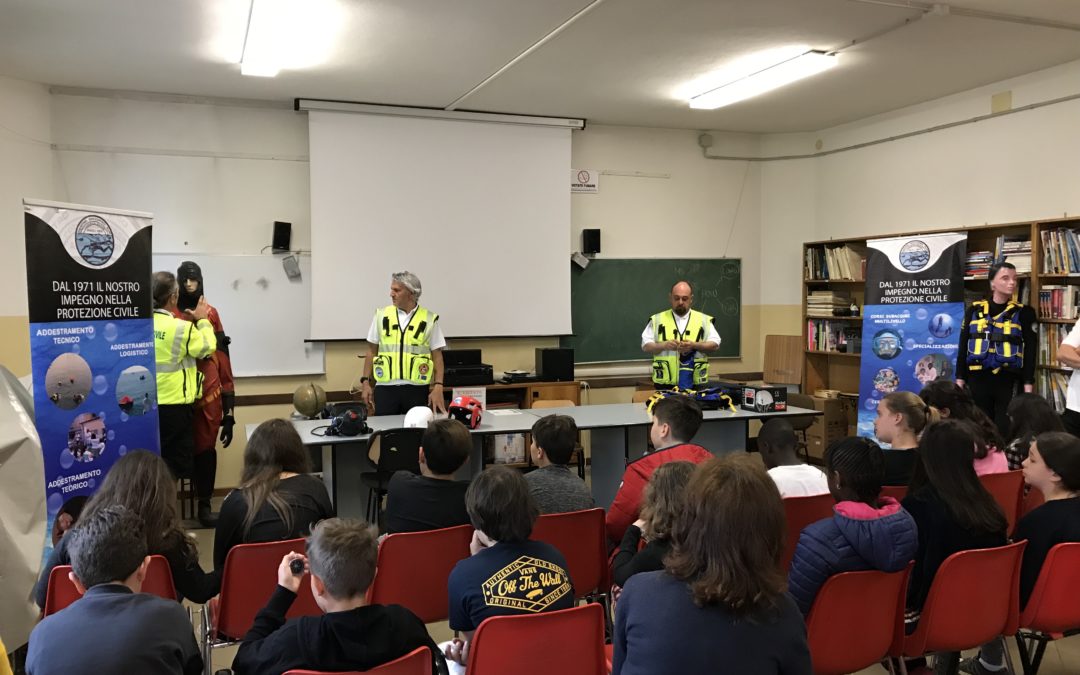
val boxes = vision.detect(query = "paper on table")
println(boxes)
[487,409,524,416]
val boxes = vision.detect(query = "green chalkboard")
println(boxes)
[561,258,741,363]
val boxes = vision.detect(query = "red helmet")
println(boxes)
[448,395,483,429]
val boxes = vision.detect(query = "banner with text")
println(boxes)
[24,199,158,541]
[857,233,967,441]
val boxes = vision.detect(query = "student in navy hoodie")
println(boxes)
[788,436,919,616]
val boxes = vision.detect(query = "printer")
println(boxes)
[443,349,494,387]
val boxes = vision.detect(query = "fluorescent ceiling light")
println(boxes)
[688,50,838,110]
[240,0,343,77]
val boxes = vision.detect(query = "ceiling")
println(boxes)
[2,0,1080,132]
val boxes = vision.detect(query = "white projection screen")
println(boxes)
[307,110,572,340]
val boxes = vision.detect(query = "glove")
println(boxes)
[220,414,235,447]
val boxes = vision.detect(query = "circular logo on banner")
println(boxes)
[577,170,591,184]
[898,240,930,271]
[75,215,114,266]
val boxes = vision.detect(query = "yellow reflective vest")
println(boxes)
[965,300,1024,373]
[154,310,216,405]
[650,309,712,386]
[372,305,438,385]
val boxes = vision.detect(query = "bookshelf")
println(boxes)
[801,217,1080,410]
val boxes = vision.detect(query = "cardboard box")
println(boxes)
[839,394,859,438]
[742,385,788,412]
[804,396,848,459]
[485,433,526,465]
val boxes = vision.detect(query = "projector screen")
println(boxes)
[307,110,572,340]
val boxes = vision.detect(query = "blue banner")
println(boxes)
[857,233,967,441]
[24,200,158,545]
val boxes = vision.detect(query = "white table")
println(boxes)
[247,403,821,518]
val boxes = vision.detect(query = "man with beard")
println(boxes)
[175,261,235,527]
[641,281,720,390]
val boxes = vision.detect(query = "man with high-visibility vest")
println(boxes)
[361,271,448,415]
[152,271,216,480]
[642,281,720,389]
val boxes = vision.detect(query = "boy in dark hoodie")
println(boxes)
[232,518,444,675]
[788,436,919,616]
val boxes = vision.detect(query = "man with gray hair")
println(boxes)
[361,271,447,414]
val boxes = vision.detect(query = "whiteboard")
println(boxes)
[152,253,325,377]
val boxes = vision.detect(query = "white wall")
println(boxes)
[0,77,55,317]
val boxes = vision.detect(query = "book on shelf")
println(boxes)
[807,319,860,353]
[995,234,1032,274]
[1038,285,1080,320]
[1040,227,1080,275]
[806,290,853,317]
[965,249,993,278]
[1037,323,1073,367]
[804,243,866,281]
[1036,369,1069,412]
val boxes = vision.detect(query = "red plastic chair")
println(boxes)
[283,646,432,675]
[44,554,176,616]
[202,538,322,674]
[879,485,909,502]
[806,565,911,675]
[532,508,608,599]
[1015,543,1080,675]
[899,541,1027,675]
[978,470,1024,535]
[367,524,472,624]
[465,603,606,675]
[781,494,836,572]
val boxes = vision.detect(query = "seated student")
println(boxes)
[875,391,939,486]
[27,505,202,675]
[613,456,811,675]
[758,418,828,497]
[34,450,220,607]
[606,395,712,543]
[964,431,1080,675]
[443,466,574,672]
[524,414,594,514]
[384,418,472,534]
[903,420,1008,620]
[215,419,334,568]
[232,518,442,675]
[1003,393,1063,470]
[788,437,918,616]
[612,461,695,589]
[920,380,1009,476]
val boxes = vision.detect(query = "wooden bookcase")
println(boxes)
[801,216,1080,410]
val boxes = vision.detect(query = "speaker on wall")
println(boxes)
[582,229,601,256]
[272,221,292,252]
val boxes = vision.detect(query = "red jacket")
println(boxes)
[605,443,713,543]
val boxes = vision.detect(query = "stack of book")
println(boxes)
[804,244,867,281]
[1038,323,1072,366]
[965,250,994,278]
[1038,285,1080,319]
[1036,370,1069,412]
[995,235,1032,274]
[1040,228,1080,274]
[806,291,853,317]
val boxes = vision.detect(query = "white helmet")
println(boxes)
[403,406,434,429]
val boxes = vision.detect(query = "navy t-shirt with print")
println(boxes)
[447,539,575,632]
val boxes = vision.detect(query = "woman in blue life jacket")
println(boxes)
[956,261,1037,436]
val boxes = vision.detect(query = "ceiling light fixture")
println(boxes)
[689,50,838,110]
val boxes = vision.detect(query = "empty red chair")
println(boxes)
[44,554,176,616]
[899,541,1026,674]
[978,470,1024,535]
[781,494,836,572]
[202,538,322,673]
[283,646,432,675]
[466,603,606,675]
[367,524,472,624]
[1015,543,1080,674]
[532,508,608,599]
[879,485,909,502]
[806,565,911,675]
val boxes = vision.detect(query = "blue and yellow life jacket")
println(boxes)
[965,300,1024,373]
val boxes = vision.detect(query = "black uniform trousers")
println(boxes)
[158,403,195,479]
[374,384,430,416]
[968,370,1020,438]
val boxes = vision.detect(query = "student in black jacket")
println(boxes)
[232,518,444,675]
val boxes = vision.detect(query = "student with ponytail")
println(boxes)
[919,380,1009,475]
[874,391,940,485]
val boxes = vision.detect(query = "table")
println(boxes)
[247,403,821,519]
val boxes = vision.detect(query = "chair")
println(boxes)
[367,524,473,624]
[202,538,322,674]
[780,493,836,572]
[465,603,606,675]
[978,470,1025,535]
[532,509,608,602]
[283,646,432,675]
[44,555,176,616]
[805,565,911,675]
[361,428,424,524]
[1015,543,1080,675]
[880,485,909,502]
[630,390,654,404]
[530,399,586,479]
[786,392,817,462]
[899,541,1027,675]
